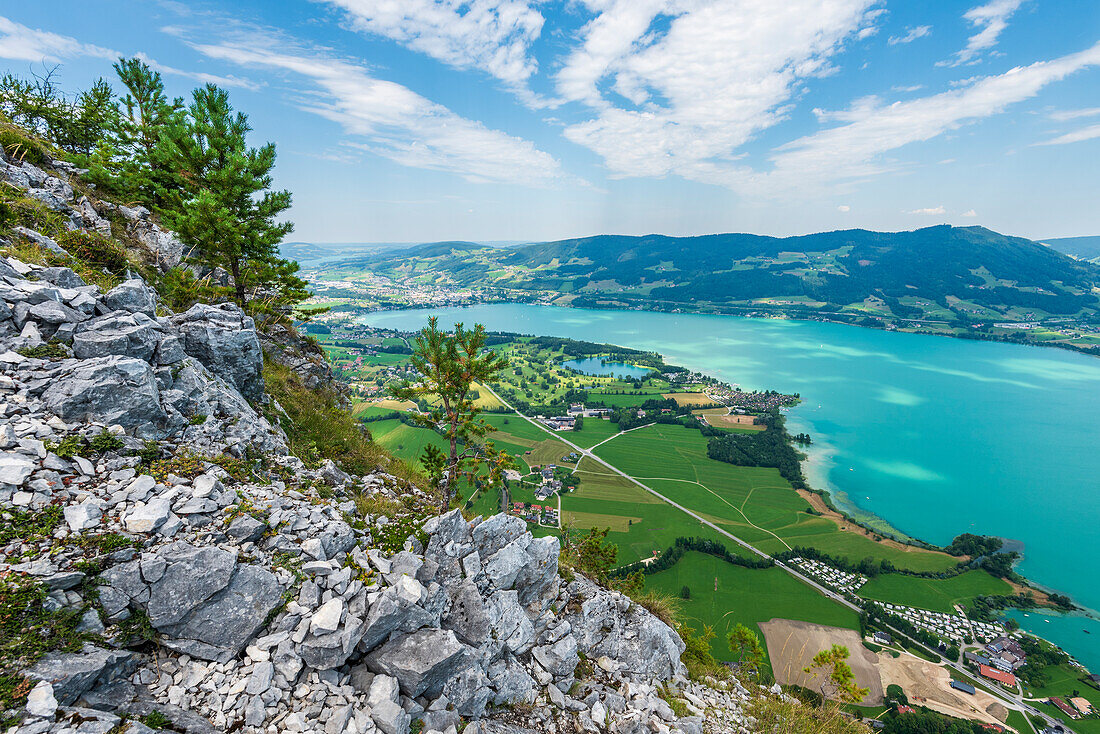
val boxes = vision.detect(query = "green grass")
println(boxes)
[1004,708,1033,734]
[594,423,957,573]
[586,391,667,407]
[484,414,551,442]
[644,551,861,676]
[567,418,622,448]
[858,570,1013,613]
[366,419,447,464]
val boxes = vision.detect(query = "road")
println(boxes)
[482,383,1070,733]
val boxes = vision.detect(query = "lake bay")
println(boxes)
[361,304,1100,667]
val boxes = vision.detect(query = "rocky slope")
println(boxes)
[0,151,760,734]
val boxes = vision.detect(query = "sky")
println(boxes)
[1,1,1099,243]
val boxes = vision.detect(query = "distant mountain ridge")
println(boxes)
[1042,235,1100,261]
[349,225,1100,321]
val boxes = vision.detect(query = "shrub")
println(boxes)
[89,429,123,454]
[17,340,68,360]
[54,229,129,272]
[748,695,870,734]
[0,126,48,166]
[262,357,422,484]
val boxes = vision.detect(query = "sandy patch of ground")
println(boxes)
[759,619,884,707]
[876,652,1009,727]
[664,392,718,406]
[362,399,417,412]
[690,408,766,430]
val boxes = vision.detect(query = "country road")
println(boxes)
[480,383,1070,734]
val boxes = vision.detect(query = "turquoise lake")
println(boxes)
[361,304,1100,669]
[561,357,653,379]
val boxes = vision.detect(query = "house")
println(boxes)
[896,706,915,715]
[979,665,1017,687]
[873,632,892,645]
[1049,698,1080,719]
[568,403,585,415]
[1070,697,1093,715]
[951,681,976,695]
[965,652,992,667]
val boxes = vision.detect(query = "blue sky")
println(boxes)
[2,1,1098,243]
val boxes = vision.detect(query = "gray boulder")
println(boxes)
[25,645,138,705]
[98,542,284,662]
[359,576,440,651]
[37,267,86,289]
[41,356,167,434]
[170,303,264,401]
[102,278,157,317]
[72,312,165,362]
[13,226,66,256]
[365,628,475,699]
[561,575,686,682]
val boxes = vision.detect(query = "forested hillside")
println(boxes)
[346,226,1100,326]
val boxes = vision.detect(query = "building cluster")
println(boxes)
[567,403,613,418]
[966,637,1028,672]
[535,466,563,500]
[1048,696,1093,720]
[539,415,576,430]
[510,502,559,527]
[871,601,1005,645]
[789,557,868,594]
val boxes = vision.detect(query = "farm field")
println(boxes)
[585,391,668,407]
[563,458,753,563]
[858,570,1012,613]
[663,392,717,406]
[594,423,958,573]
[363,419,446,463]
[567,418,621,448]
[644,552,861,676]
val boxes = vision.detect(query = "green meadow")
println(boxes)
[593,423,957,573]
[644,551,861,674]
[858,570,1012,613]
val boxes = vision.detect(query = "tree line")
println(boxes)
[611,536,773,579]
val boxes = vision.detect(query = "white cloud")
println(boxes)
[888,25,931,46]
[731,41,1100,196]
[1048,107,1100,121]
[891,84,925,93]
[320,0,544,87]
[0,17,259,91]
[192,38,573,187]
[941,0,1024,67]
[558,0,879,181]
[837,205,850,212]
[961,209,978,217]
[133,53,260,91]
[908,206,946,215]
[0,15,116,63]
[1033,123,1100,147]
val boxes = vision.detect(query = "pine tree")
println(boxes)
[391,317,511,510]
[109,57,184,207]
[160,84,297,308]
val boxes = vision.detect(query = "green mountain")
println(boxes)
[347,225,1100,322]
